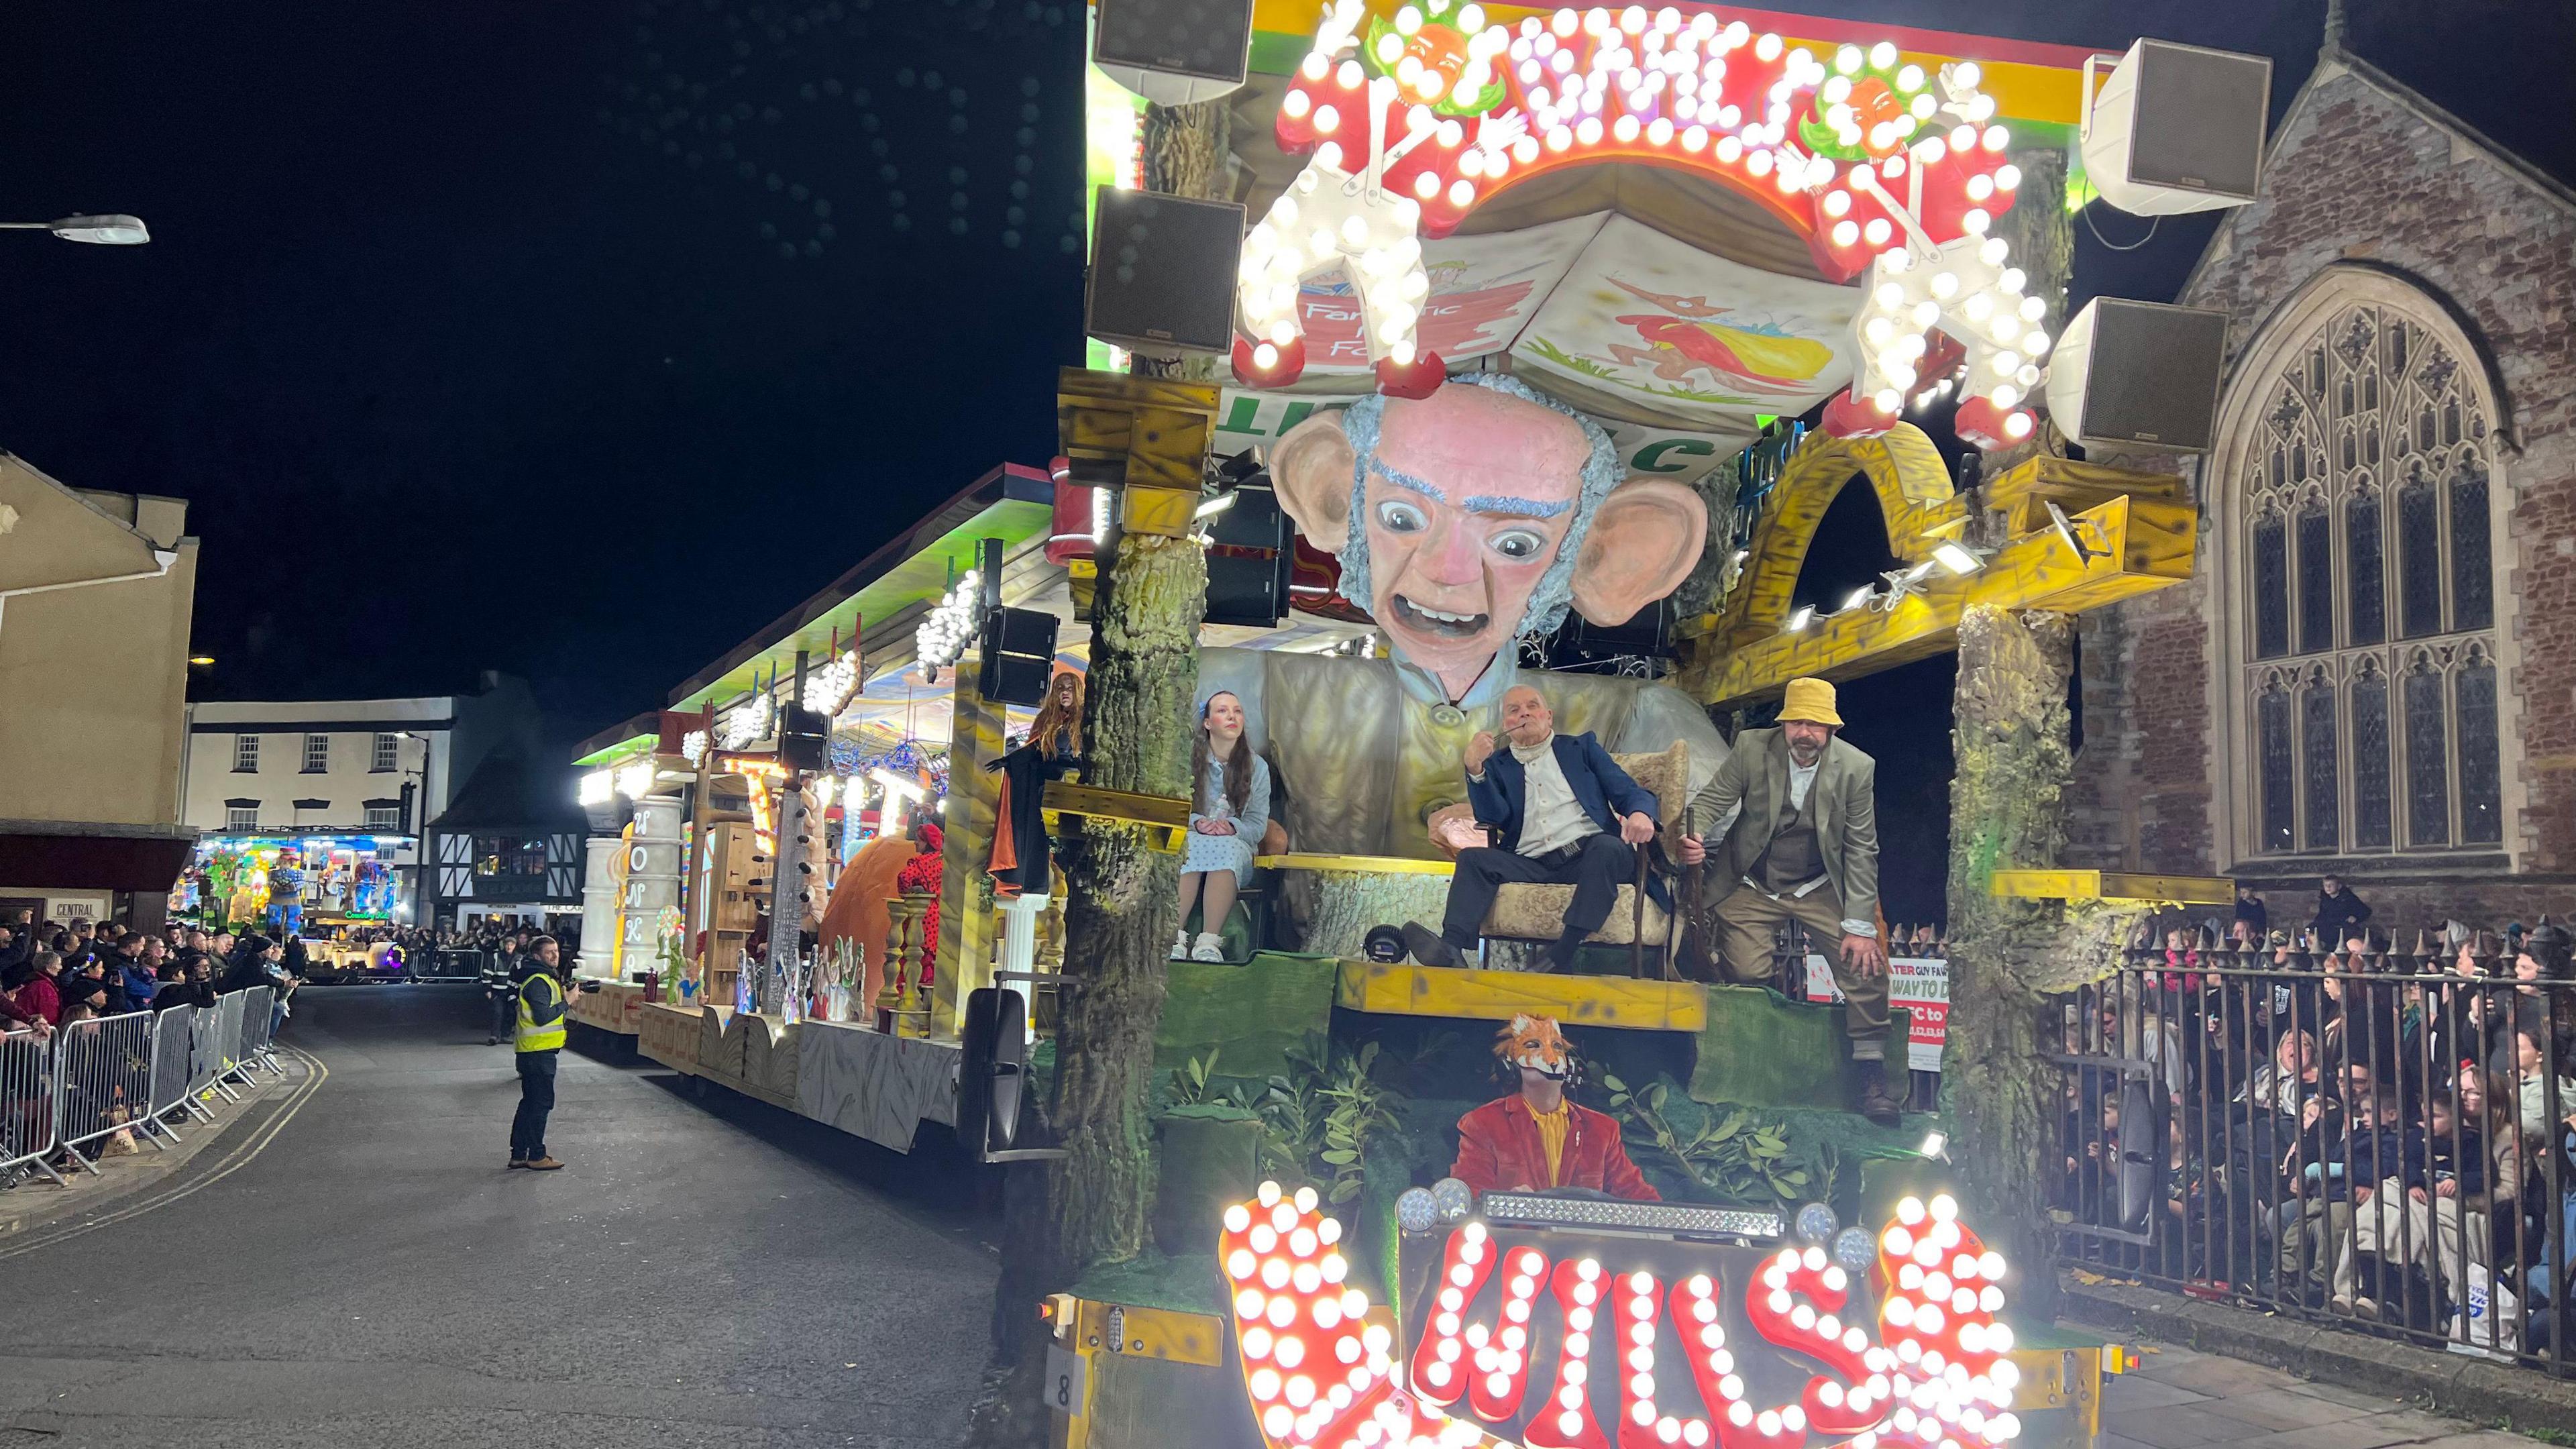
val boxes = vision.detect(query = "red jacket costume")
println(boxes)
[1451,1095,1659,1201]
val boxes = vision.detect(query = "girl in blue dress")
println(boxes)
[1175,690,1271,962]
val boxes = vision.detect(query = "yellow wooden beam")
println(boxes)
[1042,779,1193,851]
[1067,1298,1227,1366]
[1687,481,2196,710]
[1990,869,2235,906]
[1056,368,1221,497]
[1336,959,1707,1031]
[1254,851,1460,876]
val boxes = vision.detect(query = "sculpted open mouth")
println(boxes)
[1391,593,1491,640]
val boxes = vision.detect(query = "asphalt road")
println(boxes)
[0,985,1002,1448]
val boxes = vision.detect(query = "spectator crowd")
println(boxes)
[1,910,305,1040]
[2058,877,2576,1365]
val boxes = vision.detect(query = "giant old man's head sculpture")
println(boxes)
[1271,375,1707,702]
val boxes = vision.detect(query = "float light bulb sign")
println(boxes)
[1248,0,2043,442]
[1218,1184,2017,1449]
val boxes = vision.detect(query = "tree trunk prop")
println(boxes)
[1939,605,2141,1320]
[967,100,1222,1448]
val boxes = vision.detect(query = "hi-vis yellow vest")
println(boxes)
[515,973,567,1053]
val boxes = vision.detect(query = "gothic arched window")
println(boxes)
[2228,282,2504,862]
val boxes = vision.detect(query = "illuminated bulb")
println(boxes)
[1613,114,1641,143]
[1831,220,1860,248]
[1967,175,1994,201]
[1225,1205,1254,1233]
[1962,208,1990,235]
[1315,105,1340,134]
[1864,218,1891,246]
[1755,31,1781,60]
[1911,300,1939,327]
[1833,44,1862,73]
[1251,1225,1279,1253]
[1290,1226,1318,1257]
[1870,40,1897,67]
[1873,388,1902,413]
[1998,268,2025,294]
[1982,125,2009,151]
[1929,271,1960,299]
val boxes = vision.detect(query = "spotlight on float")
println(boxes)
[1919,1129,1950,1162]
[1782,605,1815,635]
[2080,38,2272,216]
[1933,542,1984,576]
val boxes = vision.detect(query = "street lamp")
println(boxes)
[0,214,151,246]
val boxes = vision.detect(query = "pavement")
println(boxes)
[0,1034,315,1244]
[2106,1339,2542,1449]
[0,984,1002,1449]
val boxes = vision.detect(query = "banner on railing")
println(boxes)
[1803,953,1949,1073]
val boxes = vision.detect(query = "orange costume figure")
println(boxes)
[1450,1014,1657,1201]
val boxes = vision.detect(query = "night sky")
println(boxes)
[0,0,2563,786]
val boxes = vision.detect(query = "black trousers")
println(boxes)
[488,991,513,1041]
[1440,835,1636,944]
[511,1050,557,1161]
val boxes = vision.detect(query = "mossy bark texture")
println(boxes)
[1942,606,2141,1318]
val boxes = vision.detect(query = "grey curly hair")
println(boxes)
[1334,373,1623,639]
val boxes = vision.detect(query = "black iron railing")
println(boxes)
[2052,928,2576,1371]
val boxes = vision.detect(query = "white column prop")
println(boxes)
[996,892,1047,1043]
[621,794,687,983]
[576,837,622,977]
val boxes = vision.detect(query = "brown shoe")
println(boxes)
[1855,1066,1904,1128]
[523,1156,565,1171]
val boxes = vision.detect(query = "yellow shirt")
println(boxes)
[1529,1099,1570,1187]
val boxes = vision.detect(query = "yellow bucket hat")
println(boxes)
[1778,677,1843,728]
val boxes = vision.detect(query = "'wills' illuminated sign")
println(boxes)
[1220,1183,2021,1449]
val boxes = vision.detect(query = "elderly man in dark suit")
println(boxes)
[1678,677,1898,1125]
[1403,684,1665,973]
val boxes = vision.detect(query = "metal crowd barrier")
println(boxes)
[2051,924,2576,1376]
[0,1027,64,1185]
[0,987,289,1182]
[146,1006,195,1134]
[239,985,282,1075]
[55,1011,161,1171]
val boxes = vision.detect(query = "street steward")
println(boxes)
[507,935,589,1172]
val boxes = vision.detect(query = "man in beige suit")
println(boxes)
[1676,678,1898,1126]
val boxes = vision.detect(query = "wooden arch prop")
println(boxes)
[1680,422,2201,710]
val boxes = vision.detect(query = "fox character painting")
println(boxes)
[1605,278,1839,393]
[1450,1014,1656,1201]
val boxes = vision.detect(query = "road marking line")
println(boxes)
[0,1044,331,1260]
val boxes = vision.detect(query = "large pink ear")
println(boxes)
[1570,478,1707,625]
[1271,411,1358,549]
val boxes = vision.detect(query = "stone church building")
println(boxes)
[2064,38,2576,930]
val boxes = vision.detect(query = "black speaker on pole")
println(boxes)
[2043,297,2230,453]
[963,987,1061,1162]
[1085,186,1245,360]
[978,606,1061,706]
[1203,482,1294,629]
[1091,0,1254,105]
[778,704,830,773]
